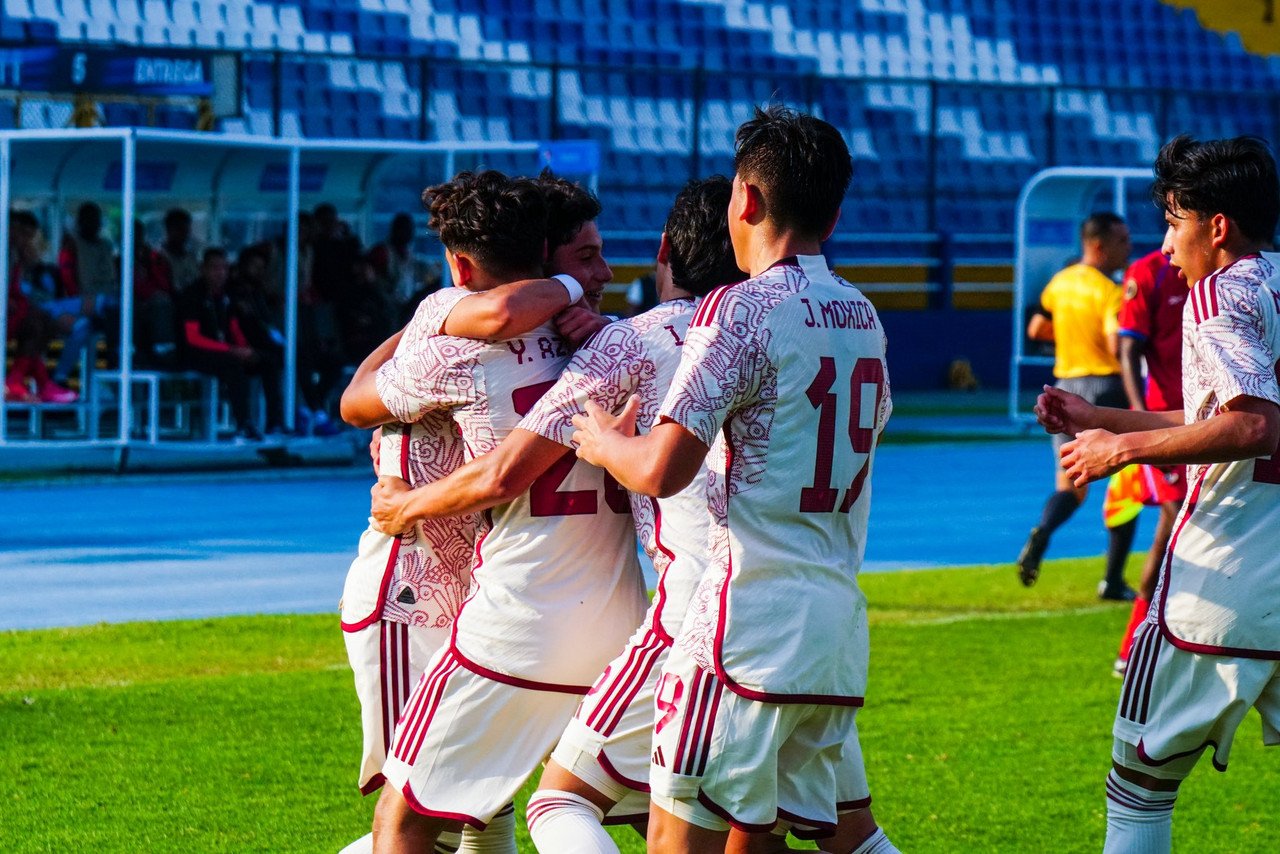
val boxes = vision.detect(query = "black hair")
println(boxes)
[164,208,192,228]
[1152,135,1280,243]
[421,170,547,277]
[732,105,852,240]
[1080,212,1125,242]
[664,176,746,297]
[10,209,38,231]
[535,170,602,257]
[201,246,228,265]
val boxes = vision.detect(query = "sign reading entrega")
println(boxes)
[0,46,227,98]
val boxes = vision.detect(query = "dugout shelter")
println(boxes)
[1009,166,1156,424]
[0,128,598,449]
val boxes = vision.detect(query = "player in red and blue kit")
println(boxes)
[1112,250,1188,676]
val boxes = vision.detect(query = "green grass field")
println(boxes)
[2,557,1275,852]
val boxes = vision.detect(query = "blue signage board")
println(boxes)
[0,47,216,97]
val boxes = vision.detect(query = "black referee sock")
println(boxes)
[1038,489,1082,535]
[1104,518,1139,592]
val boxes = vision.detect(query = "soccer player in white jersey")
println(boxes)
[349,173,647,852]
[573,106,900,854]
[1035,136,1280,854]
[371,177,747,852]
[335,196,589,854]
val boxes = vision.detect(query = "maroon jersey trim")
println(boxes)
[711,426,865,707]
[1157,467,1280,659]
[341,425,413,632]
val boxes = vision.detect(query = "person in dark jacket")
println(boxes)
[177,248,283,441]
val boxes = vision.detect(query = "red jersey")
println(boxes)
[1117,251,1187,411]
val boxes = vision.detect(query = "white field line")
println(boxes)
[895,604,1116,627]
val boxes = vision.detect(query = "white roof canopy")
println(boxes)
[1,129,591,445]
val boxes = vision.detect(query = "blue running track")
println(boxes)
[0,439,1145,630]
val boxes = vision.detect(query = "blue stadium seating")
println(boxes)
[3,0,1279,255]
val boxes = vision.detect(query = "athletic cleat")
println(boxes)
[1113,657,1128,679]
[1016,527,1049,586]
[1098,581,1138,602]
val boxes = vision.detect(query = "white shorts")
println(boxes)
[1114,621,1280,777]
[382,644,585,828]
[550,625,669,823]
[648,645,867,837]
[344,619,450,794]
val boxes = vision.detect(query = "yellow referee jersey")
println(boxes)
[1038,263,1123,378]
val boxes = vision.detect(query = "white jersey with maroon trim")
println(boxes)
[377,323,647,689]
[658,255,892,704]
[517,297,709,642]
[1157,252,1280,658]
[340,286,479,632]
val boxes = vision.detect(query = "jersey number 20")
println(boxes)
[513,381,630,516]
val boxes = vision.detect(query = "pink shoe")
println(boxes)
[5,379,35,402]
[38,381,78,404]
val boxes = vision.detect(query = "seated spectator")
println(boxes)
[367,212,436,320]
[131,220,178,369]
[229,245,286,354]
[158,207,199,293]
[57,201,118,386]
[340,255,394,365]
[250,213,341,436]
[5,211,76,403]
[177,248,284,441]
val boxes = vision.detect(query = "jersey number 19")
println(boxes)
[799,356,886,514]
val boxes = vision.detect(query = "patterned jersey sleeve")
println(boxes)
[1193,277,1280,408]
[397,287,474,354]
[517,322,647,447]
[376,335,483,424]
[657,286,764,447]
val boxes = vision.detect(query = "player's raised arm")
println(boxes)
[439,274,584,339]
[339,329,403,428]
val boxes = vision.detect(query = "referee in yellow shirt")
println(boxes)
[1018,212,1135,595]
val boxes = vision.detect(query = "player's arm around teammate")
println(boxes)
[340,272,586,428]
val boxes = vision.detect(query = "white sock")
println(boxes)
[1103,770,1177,854]
[844,827,902,854]
[526,790,619,854]
[338,833,373,854]
[458,803,517,854]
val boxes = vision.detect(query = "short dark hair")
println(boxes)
[164,208,191,229]
[10,209,38,231]
[1081,212,1125,242]
[535,170,601,257]
[664,176,746,297]
[732,105,852,240]
[1153,135,1280,243]
[421,170,546,277]
[201,247,227,266]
